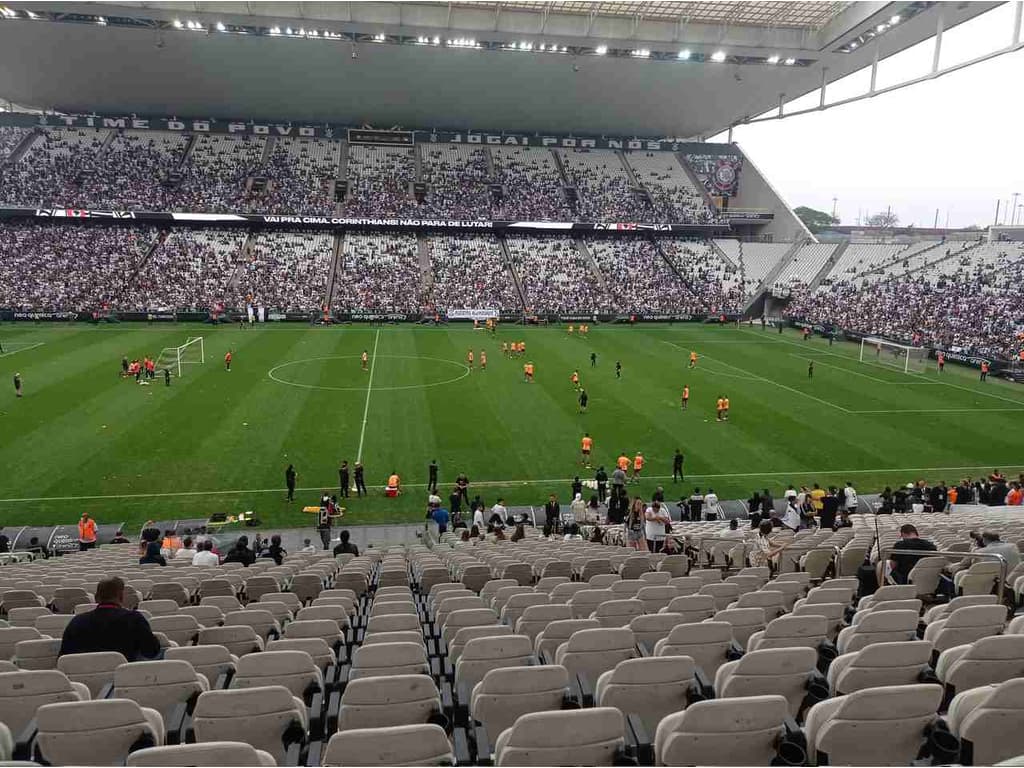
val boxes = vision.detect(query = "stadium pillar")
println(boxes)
[1013,1,1022,46]
[819,67,828,108]
[869,43,879,93]
[931,7,945,74]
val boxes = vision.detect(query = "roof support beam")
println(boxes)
[931,5,944,74]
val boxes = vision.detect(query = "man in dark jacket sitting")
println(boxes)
[59,577,161,661]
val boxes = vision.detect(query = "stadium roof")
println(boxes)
[0,1,1001,138]
[444,2,850,31]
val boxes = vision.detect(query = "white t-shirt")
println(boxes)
[192,550,219,566]
[844,487,858,509]
[644,506,668,540]
[781,505,801,531]
[473,508,485,528]
[300,545,317,554]
[174,548,196,560]
[428,493,442,507]
[491,504,507,521]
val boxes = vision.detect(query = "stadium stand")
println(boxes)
[0,501,1019,766]
[342,145,416,218]
[559,149,656,223]
[505,234,611,314]
[241,231,334,312]
[332,232,422,313]
[419,143,491,221]
[490,146,573,221]
[427,233,520,313]
[624,151,718,225]
[586,237,695,313]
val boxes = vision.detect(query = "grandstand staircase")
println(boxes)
[648,236,690,290]
[260,136,276,164]
[740,239,806,318]
[226,233,258,293]
[1,128,42,167]
[416,235,433,295]
[574,237,614,304]
[857,239,947,282]
[337,140,350,202]
[324,233,344,307]
[710,239,739,270]
[617,151,641,187]
[497,234,529,313]
[122,229,169,296]
[808,241,849,290]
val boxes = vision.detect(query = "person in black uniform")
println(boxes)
[672,449,685,483]
[338,460,350,498]
[449,487,462,518]
[163,368,171,387]
[544,494,560,530]
[615,361,621,379]
[428,460,439,494]
[354,461,367,496]
[578,388,588,413]
[594,466,608,505]
[121,356,129,377]
[590,352,597,368]
[316,503,332,550]
[819,487,840,530]
[808,361,814,379]
[285,464,297,502]
[456,473,469,506]
[13,372,22,398]
[571,476,583,499]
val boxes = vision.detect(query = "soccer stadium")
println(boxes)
[0,0,1022,764]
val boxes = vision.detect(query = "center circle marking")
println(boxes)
[267,355,471,392]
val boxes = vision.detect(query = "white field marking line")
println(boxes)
[788,353,902,385]
[661,339,851,413]
[267,355,470,392]
[356,329,380,463]
[740,327,1024,405]
[852,408,1024,414]
[0,342,44,358]
[3,463,1023,504]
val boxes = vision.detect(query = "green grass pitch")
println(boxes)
[1,321,1022,531]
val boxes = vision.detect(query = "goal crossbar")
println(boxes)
[859,336,928,374]
[155,336,205,377]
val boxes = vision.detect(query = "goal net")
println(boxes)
[155,336,205,377]
[859,336,928,374]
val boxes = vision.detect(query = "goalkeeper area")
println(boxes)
[860,337,929,374]
[0,322,1021,531]
[155,336,205,377]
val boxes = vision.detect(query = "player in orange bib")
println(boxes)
[580,433,593,467]
[501,341,508,357]
[570,370,580,390]
[568,324,574,335]
[524,362,534,382]
[716,396,726,421]
[681,384,690,410]
[224,350,232,371]
[467,349,474,370]
[520,341,526,357]
[632,452,644,483]
[617,453,630,473]
[688,351,698,369]
[480,350,487,370]
[722,396,730,420]
[361,350,368,371]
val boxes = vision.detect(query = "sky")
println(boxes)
[713,4,1024,229]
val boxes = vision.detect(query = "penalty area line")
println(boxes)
[0,342,45,358]
[2,463,1023,504]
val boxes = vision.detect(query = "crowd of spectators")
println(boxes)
[235,137,338,216]
[559,148,656,222]
[785,248,1024,360]
[660,238,744,314]
[128,228,246,312]
[0,128,109,208]
[332,232,422,313]
[625,151,722,225]
[505,234,612,314]
[585,236,698,314]
[490,146,573,221]
[240,230,333,311]
[418,144,491,221]
[0,126,31,162]
[342,145,417,217]
[0,222,157,310]
[427,233,520,313]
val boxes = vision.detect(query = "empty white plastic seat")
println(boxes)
[922,594,998,625]
[591,599,644,628]
[322,723,453,766]
[793,601,846,641]
[441,608,499,647]
[13,637,61,670]
[654,621,735,678]
[946,678,1024,766]
[629,613,689,650]
[0,669,90,733]
[191,685,307,765]
[494,707,625,766]
[568,589,615,620]
[231,650,322,698]
[149,614,202,647]
[803,684,943,766]
[746,614,829,653]
[535,618,600,660]
[447,625,512,664]
[596,655,697,734]
[349,641,430,680]
[712,607,767,648]
[469,665,570,739]
[935,635,1024,694]
[179,605,224,628]
[165,644,238,688]
[731,590,787,621]
[113,659,208,718]
[35,698,165,766]
[715,646,819,717]
[554,627,637,684]
[0,627,42,660]
[828,640,933,695]
[661,595,715,623]
[7,607,51,628]
[836,610,919,653]
[456,634,534,690]
[127,741,276,766]
[856,584,917,610]
[138,600,180,618]
[224,609,281,641]
[197,625,264,657]
[266,637,337,673]
[515,604,572,644]
[699,583,741,612]
[922,604,1007,653]
[57,651,127,698]
[655,694,791,766]
[337,673,442,731]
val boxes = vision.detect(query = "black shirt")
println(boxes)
[819,495,840,529]
[333,541,359,557]
[595,469,608,486]
[673,453,684,470]
[429,463,438,479]
[354,465,365,480]
[223,546,255,566]
[890,537,937,580]
[579,391,588,405]
[285,468,296,487]
[60,605,161,662]
[571,480,583,497]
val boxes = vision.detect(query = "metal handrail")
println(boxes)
[881,547,1008,603]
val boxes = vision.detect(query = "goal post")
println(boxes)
[859,336,928,374]
[155,336,205,377]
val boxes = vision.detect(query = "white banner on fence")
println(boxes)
[447,308,499,320]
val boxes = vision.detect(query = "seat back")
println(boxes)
[470,665,569,739]
[953,678,1024,765]
[13,637,61,670]
[456,634,534,689]
[165,644,238,688]
[663,595,715,623]
[554,627,637,683]
[535,618,601,660]
[829,641,933,695]
[0,669,90,733]
[655,695,789,766]
[350,642,429,679]
[57,651,127,698]
[515,604,572,644]
[838,609,919,653]
[231,651,321,698]
[715,646,817,717]
[322,723,453,767]
[494,707,624,766]
[591,599,644,628]
[748,614,828,652]
[198,625,263,657]
[596,656,695,734]
[337,674,441,731]
[937,634,1024,692]
[925,604,1007,653]
[193,686,307,763]
[629,613,689,650]
[654,621,733,678]
[36,698,164,766]
[126,741,275,766]
[113,660,207,718]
